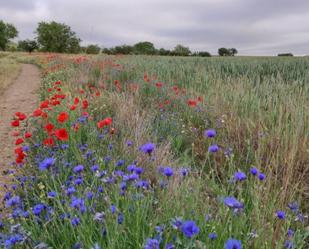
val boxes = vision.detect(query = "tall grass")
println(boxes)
[1,54,308,248]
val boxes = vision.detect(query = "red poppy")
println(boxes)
[15,138,24,145]
[12,131,20,136]
[187,99,197,107]
[74,97,79,105]
[45,123,54,133]
[25,132,32,138]
[11,120,20,127]
[95,91,100,97]
[40,100,49,109]
[79,89,85,94]
[70,105,76,110]
[15,112,27,121]
[57,112,69,123]
[82,100,88,109]
[198,96,203,102]
[43,137,54,146]
[97,117,113,128]
[54,80,61,85]
[55,128,69,141]
[48,88,53,92]
[156,82,163,88]
[33,109,42,117]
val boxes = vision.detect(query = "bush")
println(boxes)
[86,44,101,54]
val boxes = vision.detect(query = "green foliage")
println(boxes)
[218,47,238,56]
[192,51,212,57]
[18,39,38,53]
[86,44,101,54]
[112,45,133,55]
[133,41,156,55]
[173,44,191,56]
[0,20,18,51]
[36,21,81,53]
[278,53,293,56]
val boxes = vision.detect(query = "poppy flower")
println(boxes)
[97,117,113,128]
[11,120,20,127]
[45,123,54,133]
[187,99,197,107]
[40,100,49,109]
[15,138,24,145]
[12,131,20,136]
[15,112,27,121]
[54,81,61,85]
[74,97,79,104]
[82,100,88,109]
[156,82,163,88]
[25,132,32,138]
[57,112,69,123]
[55,128,69,141]
[70,105,77,110]
[33,109,42,117]
[43,137,54,146]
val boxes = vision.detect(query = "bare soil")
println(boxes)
[0,64,40,199]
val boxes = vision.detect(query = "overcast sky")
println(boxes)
[1,0,309,55]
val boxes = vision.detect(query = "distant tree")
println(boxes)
[193,51,211,57]
[173,44,191,56]
[102,48,112,54]
[229,48,238,56]
[18,39,38,53]
[218,47,230,56]
[0,20,18,51]
[36,21,81,53]
[112,45,133,54]
[133,41,156,55]
[158,48,171,56]
[86,44,101,54]
[278,53,293,57]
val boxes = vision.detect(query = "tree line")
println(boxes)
[0,20,240,57]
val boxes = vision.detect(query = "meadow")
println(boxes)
[1,53,308,248]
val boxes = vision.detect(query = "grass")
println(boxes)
[0,53,21,95]
[0,53,308,248]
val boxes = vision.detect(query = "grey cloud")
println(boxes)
[1,0,309,55]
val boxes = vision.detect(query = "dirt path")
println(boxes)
[0,64,40,196]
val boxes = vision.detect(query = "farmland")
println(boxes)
[0,53,308,248]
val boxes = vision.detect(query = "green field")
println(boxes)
[1,54,308,248]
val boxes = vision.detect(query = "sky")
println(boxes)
[1,0,309,55]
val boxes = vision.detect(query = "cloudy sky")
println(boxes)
[1,0,309,55]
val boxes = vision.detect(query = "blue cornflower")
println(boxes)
[39,157,55,171]
[47,191,57,198]
[208,144,219,153]
[127,164,136,172]
[166,243,175,249]
[204,129,216,138]
[258,173,266,181]
[116,159,125,167]
[71,217,80,226]
[87,191,94,200]
[181,220,200,238]
[171,217,183,229]
[126,140,133,146]
[276,210,286,220]
[287,202,299,212]
[284,240,294,249]
[287,229,294,237]
[73,165,84,173]
[234,171,247,181]
[225,238,242,249]
[5,196,21,208]
[179,167,190,177]
[32,203,46,216]
[91,165,99,172]
[118,213,124,224]
[250,167,258,176]
[224,197,244,209]
[144,238,159,249]
[134,167,144,175]
[140,143,156,155]
[208,233,217,240]
[111,205,116,214]
[163,167,174,177]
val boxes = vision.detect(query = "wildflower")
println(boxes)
[287,202,299,212]
[144,238,159,249]
[181,220,200,238]
[39,157,55,171]
[171,217,183,229]
[208,233,217,240]
[165,243,174,249]
[204,129,216,138]
[224,196,244,209]
[250,167,258,176]
[118,213,124,224]
[284,240,294,249]
[140,142,155,155]
[11,120,20,127]
[258,173,266,181]
[5,196,21,208]
[179,167,190,177]
[208,144,219,153]
[225,238,242,249]
[73,165,84,173]
[15,138,24,145]
[187,99,197,107]
[135,167,144,175]
[234,171,247,182]
[57,112,69,123]
[127,164,136,172]
[32,203,46,216]
[287,229,294,237]
[276,210,286,220]
[25,132,32,138]
[48,191,57,198]
[55,128,69,141]
[45,123,54,133]
[162,167,174,177]
[97,117,112,128]
[71,217,80,226]
[126,140,133,146]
